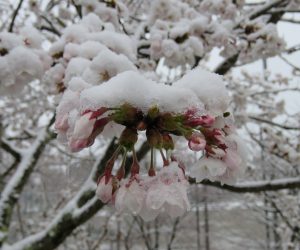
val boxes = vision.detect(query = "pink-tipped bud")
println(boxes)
[89,107,108,119]
[96,175,113,203]
[200,115,215,126]
[185,115,215,127]
[119,127,138,151]
[131,160,140,177]
[148,166,156,176]
[188,132,206,151]
[69,138,89,152]
[73,112,96,139]
[55,114,69,132]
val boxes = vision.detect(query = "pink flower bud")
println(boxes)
[96,175,113,203]
[68,112,96,152]
[211,147,226,157]
[200,115,215,126]
[69,138,89,152]
[55,114,69,132]
[185,115,215,127]
[188,132,206,151]
[73,112,96,139]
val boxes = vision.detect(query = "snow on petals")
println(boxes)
[96,175,114,203]
[115,176,146,215]
[144,162,190,219]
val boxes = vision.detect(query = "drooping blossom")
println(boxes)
[96,175,114,203]
[69,112,96,152]
[115,176,147,215]
[143,162,190,219]
[188,131,206,151]
[190,126,247,185]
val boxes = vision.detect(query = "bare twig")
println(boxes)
[0,115,55,247]
[279,55,300,72]
[280,18,300,24]
[249,116,300,130]
[167,218,180,250]
[189,177,300,193]
[8,0,24,32]
[71,0,82,18]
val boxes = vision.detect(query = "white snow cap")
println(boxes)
[174,67,230,116]
[80,70,203,114]
[87,31,137,61]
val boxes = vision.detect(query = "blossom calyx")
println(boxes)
[119,127,138,151]
[157,113,180,132]
[112,103,143,127]
[162,134,174,150]
[147,106,160,121]
[146,128,163,148]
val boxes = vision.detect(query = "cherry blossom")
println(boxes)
[188,131,206,151]
[144,162,190,219]
[115,176,146,215]
[96,175,114,203]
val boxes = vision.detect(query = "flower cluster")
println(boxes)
[138,0,285,67]
[42,13,136,94]
[55,66,247,220]
[0,27,51,95]
[97,161,189,221]
[51,3,248,221]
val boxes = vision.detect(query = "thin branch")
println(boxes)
[91,217,110,250]
[248,116,300,130]
[16,202,25,237]
[1,139,21,160]
[40,25,61,36]
[247,0,288,20]
[284,44,300,54]
[279,55,300,71]
[189,177,300,193]
[268,8,300,14]
[4,139,148,250]
[167,218,180,250]
[8,0,24,32]
[134,217,152,250]
[40,15,62,36]
[249,87,300,97]
[280,18,300,24]
[71,0,82,18]
[266,195,300,241]
[215,53,239,75]
[0,116,55,247]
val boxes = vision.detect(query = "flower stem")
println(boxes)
[131,147,140,176]
[159,148,169,166]
[117,149,127,180]
[148,147,156,176]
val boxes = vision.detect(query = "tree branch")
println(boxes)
[1,139,21,160]
[0,116,55,247]
[247,0,288,20]
[248,116,300,130]
[8,0,24,32]
[4,139,149,250]
[215,0,288,75]
[167,218,180,250]
[71,0,82,19]
[189,177,300,193]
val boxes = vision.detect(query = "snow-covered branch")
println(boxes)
[0,115,55,247]
[1,139,21,161]
[3,138,149,250]
[247,0,288,20]
[249,116,300,130]
[195,177,300,193]
[8,0,24,32]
